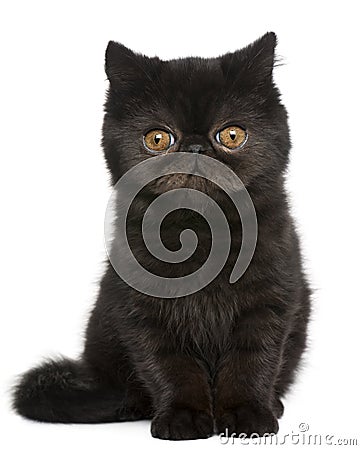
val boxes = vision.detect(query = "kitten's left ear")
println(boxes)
[221,32,277,86]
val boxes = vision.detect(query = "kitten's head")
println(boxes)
[102,32,290,194]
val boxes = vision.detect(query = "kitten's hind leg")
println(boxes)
[12,358,152,423]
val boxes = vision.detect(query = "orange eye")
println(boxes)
[143,129,175,153]
[216,126,248,150]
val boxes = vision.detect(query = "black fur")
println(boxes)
[13,32,311,440]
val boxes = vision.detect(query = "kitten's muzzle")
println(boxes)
[188,144,203,154]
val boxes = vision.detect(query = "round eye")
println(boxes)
[216,126,248,150]
[143,129,175,153]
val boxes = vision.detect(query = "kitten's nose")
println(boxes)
[188,144,203,154]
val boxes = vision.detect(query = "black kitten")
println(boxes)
[13,32,311,440]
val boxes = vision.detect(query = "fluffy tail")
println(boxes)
[12,357,128,423]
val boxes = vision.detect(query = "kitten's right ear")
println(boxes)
[105,41,140,88]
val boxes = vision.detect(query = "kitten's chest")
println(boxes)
[127,207,243,280]
[161,286,238,356]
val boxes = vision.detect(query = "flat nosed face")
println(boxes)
[104,39,290,190]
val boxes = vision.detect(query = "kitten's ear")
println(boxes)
[221,32,277,86]
[105,41,159,90]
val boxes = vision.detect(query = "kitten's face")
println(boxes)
[103,32,290,193]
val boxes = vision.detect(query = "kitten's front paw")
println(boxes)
[216,404,278,437]
[273,397,284,419]
[151,408,213,440]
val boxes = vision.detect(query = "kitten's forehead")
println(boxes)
[105,34,279,131]
[165,58,225,98]
[165,57,223,84]
[154,57,228,132]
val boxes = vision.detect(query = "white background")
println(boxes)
[1,1,360,449]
